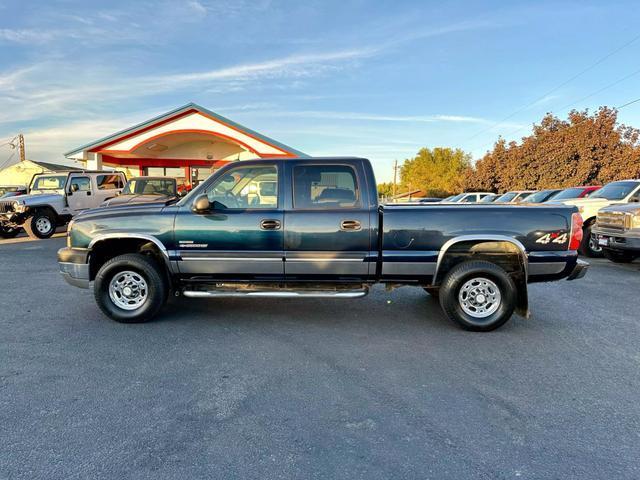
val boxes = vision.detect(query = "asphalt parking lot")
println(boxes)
[1,237,639,479]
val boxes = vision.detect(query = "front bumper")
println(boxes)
[58,247,90,289]
[591,227,640,252]
[567,259,589,281]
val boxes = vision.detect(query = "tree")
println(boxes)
[465,107,640,191]
[399,147,472,197]
[377,182,394,198]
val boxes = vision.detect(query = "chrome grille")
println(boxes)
[0,201,15,214]
[596,211,630,231]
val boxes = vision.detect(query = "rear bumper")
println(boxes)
[58,247,90,289]
[567,259,589,281]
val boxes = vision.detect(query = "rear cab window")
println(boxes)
[96,174,125,190]
[292,164,360,209]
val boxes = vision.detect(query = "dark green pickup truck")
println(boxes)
[58,157,588,331]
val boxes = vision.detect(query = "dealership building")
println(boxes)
[64,103,307,187]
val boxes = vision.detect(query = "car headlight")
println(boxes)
[13,201,26,213]
[632,215,640,229]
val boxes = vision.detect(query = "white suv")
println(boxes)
[0,171,126,239]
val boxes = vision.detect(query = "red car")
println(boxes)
[548,185,601,202]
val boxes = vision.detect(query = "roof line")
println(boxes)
[64,102,308,158]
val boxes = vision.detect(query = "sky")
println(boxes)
[1,0,639,182]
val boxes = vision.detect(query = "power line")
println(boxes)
[465,31,640,142]
[0,150,16,171]
[617,97,640,110]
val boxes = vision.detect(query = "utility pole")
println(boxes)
[392,159,398,201]
[18,134,25,162]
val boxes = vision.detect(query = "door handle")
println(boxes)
[340,220,361,231]
[260,219,281,230]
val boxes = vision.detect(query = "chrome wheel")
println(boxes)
[458,277,501,318]
[35,217,52,234]
[108,270,148,311]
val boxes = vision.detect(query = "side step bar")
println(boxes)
[182,287,369,299]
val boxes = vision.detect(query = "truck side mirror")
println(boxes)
[192,195,210,213]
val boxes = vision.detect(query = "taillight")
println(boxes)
[569,212,583,250]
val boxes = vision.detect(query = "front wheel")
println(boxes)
[23,211,56,239]
[94,253,168,323]
[439,261,517,332]
[603,249,638,264]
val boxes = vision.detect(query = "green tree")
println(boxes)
[377,182,394,198]
[399,147,472,197]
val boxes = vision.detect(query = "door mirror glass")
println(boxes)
[192,194,211,213]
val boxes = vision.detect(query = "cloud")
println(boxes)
[248,110,490,124]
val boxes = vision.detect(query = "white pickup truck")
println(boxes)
[0,170,126,239]
[556,179,640,256]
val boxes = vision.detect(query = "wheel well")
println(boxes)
[89,238,170,284]
[583,216,596,227]
[435,240,529,317]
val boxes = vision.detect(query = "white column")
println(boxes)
[85,152,103,170]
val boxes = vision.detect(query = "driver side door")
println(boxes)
[66,175,94,212]
[173,162,284,280]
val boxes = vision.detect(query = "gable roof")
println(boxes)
[64,102,308,158]
[31,160,77,171]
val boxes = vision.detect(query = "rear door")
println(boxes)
[283,161,371,281]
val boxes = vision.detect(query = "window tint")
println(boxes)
[204,165,278,209]
[97,174,124,190]
[293,165,358,209]
[590,181,640,200]
[69,177,91,192]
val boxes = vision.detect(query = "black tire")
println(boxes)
[0,225,20,239]
[439,261,517,332]
[579,224,603,258]
[423,287,440,298]
[94,253,168,323]
[23,211,56,239]
[603,249,637,264]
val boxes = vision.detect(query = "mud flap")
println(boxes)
[515,276,530,319]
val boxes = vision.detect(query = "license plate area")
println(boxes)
[597,235,610,247]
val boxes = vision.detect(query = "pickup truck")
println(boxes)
[0,171,126,239]
[57,157,588,331]
[556,179,640,257]
[592,203,640,263]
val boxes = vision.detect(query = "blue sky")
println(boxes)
[1,0,639,182]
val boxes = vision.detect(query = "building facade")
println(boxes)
[65,103,307,187]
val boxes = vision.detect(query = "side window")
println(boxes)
[96,174,125,190]
[293,165,359,209]
[69,176,91,193]
[630,187,640,202]
[204,165,278,209]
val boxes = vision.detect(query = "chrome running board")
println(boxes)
[182,286,369,299]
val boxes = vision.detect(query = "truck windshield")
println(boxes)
[552,187,585,200]
[589,181,639,200]
[31,175,67,191]
[447,194,464,202]
[494,192,517,203]
[124,178,176,196]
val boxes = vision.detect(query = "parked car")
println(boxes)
[102,176,179,207]
[557,179,640,257]
[523,189,563,203]
[592,203,640,263]
[0,171,126,239]
[444,192,494,203]
[58,157,587,331]
[548,186,601,202]
[493,191,535,203]
[478,193,498,203]
[0,185,27,199]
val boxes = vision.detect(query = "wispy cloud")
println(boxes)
[249,110,490,124]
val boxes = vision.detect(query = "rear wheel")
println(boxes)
[439,261,517,332]
[23,211,56,239]
[579,224,603,258]
[603,249,637,264]
[94,253,168,323]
